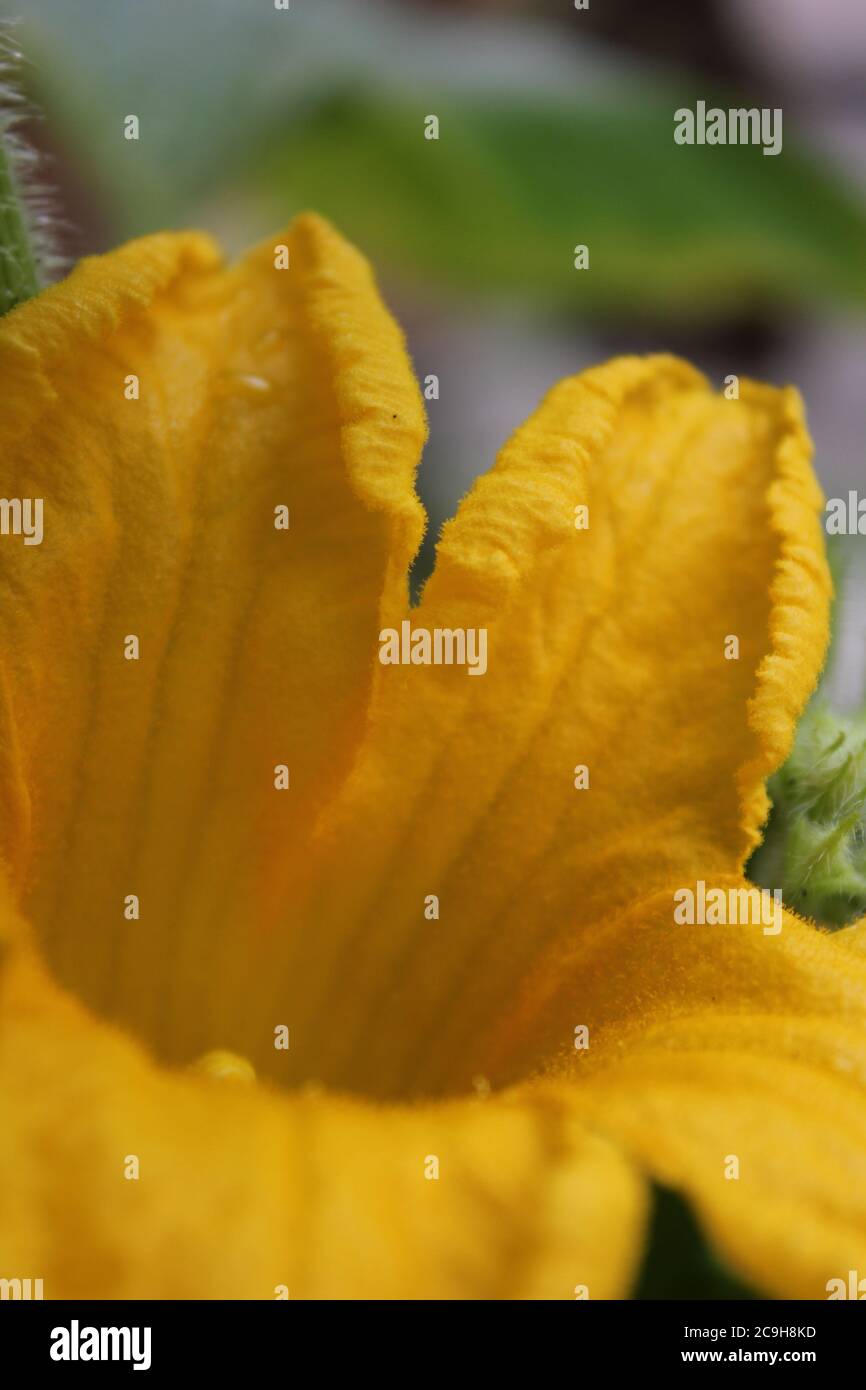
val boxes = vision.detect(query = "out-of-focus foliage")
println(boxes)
[256,90,866,316]
[8,0,866,317]
[631,1185,760,1299]
[3,0,633,233]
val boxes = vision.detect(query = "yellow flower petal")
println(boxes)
[0,218,846,1301]
[833,914,866,954]
[0,215,426,1058]
[0,933,644,1300]
[577,1025,866,1299]
[511,884,866,1299]
[253,358,830,1097]
[488,878,866,1076]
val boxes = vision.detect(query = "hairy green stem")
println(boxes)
[0,126,40,312]
[0,20,47,316]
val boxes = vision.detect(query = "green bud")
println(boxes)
[752,704,866,927]
[751,535,866,929]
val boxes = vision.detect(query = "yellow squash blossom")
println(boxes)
[1,213,865,1300]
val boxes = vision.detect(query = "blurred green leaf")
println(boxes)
[4,0,630,240]
[253,88,866,318]
[6,0,866,317]
[631,1184,762,1300]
